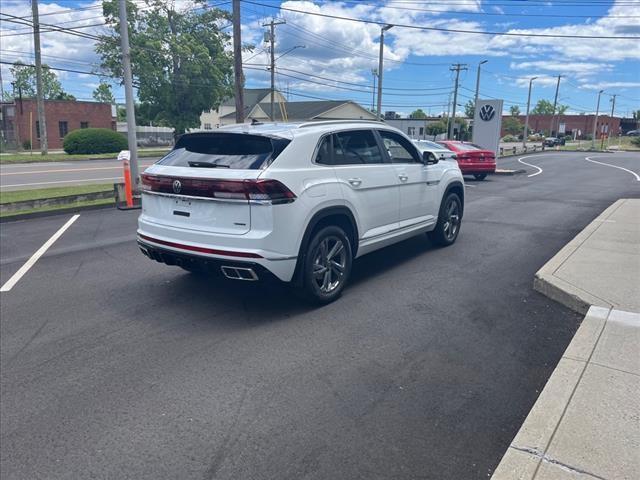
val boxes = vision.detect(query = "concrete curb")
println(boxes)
[0,201,114,223]
[495,169,527,175]
[532,199,625,315]
[1,190,114,214]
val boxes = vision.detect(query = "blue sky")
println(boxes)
[1,0,639,117]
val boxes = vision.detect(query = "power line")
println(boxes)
[335,0,640,18]
[242,0,640,39]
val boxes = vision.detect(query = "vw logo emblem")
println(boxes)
[479,104,496,122]
[172,179,182,194]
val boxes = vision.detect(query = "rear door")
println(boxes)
[326,130,400,240]
[379,129,440,227]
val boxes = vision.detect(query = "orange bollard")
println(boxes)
[123,157,134,207]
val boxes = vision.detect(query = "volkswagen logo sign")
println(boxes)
[172,179,182,194]
[479,104,496,122]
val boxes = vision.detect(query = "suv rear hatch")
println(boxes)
[140,132,292,235]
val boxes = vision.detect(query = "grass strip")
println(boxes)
[0,184,113,204]
[0,149,168,164]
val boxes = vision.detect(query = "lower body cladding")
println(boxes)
[137,235,296,282]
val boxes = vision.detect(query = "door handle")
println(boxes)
[398,174,408,182]
[348,178,362,187]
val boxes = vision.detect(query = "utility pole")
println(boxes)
[31,0,48,155]
[445,91,452,140]
[232,0,244,124]
[119,0,139,192]
[608,94,617,148]
[376,24,393,121]
[448,63,467,139]
[550,74,562,136]
[591,90,603,150]
[263,18,285,121]
[371,68,377,112]
[523,76,537,149]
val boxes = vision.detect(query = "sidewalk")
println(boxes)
[492,198,640,480]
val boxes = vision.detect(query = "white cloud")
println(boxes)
[510,61,614,76]
[513,75,563,88]
[579,81,640,90]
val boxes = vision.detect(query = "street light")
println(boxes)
[523,76,537,149]
[275,45,305,61]
[592,89,604,150]
[474,60,488,106]
[376,24,393,120]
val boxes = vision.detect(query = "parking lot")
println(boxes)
[1,151,639,479]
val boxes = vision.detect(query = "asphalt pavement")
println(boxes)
[1,151,639,479]
[0,157,159,191]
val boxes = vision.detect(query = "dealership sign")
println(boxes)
[472,99,504,155]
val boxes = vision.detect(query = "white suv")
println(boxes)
[137,121,464,303]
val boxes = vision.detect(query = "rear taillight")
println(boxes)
[456,154,469,162]
[141,174,296,204]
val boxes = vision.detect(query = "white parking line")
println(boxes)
[0,215,80,292]
[517,155,544,177]
[585,156,640,182]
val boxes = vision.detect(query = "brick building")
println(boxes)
[501,114,622,139]
[1,98,115,150]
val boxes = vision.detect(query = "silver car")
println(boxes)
[413,140,457,161]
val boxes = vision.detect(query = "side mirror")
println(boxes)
[422,151,439,165]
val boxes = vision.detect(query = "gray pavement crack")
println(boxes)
[510,445,608,479]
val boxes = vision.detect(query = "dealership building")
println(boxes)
[501,114,626,138]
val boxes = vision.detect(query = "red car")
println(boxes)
[437,141,496,180]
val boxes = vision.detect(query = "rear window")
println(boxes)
[416,140,442,149]
[158,133,290,170]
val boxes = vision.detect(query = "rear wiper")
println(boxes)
[188,161,230,168]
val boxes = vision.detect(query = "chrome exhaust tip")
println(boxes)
[220,266,259,281]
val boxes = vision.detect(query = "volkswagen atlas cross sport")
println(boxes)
[137,121,465,304]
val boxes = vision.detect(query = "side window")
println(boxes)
[378,130,420,163]
[333,130,384,165]
[315,135,333,165]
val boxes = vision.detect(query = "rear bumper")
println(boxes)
[138,240,280,282]
[459,162,496,174]
[137,229,297,282]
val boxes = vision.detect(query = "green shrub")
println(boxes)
[63,128,128,154]
[501,135,518,142]
[631,136,640,147]
[22,139,32,150]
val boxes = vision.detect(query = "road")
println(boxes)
[1,152,638,479]
[0,157,160,191]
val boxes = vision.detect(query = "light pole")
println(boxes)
[474,60,488,106]
[376,24,393,120]
[523,76,537,149]
[591,89,604,150]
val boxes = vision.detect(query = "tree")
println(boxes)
[5,61,74,100]
[503,117,522,136]
[97,0,234,136]
[510,105,521,116]
[93,81,115,103]
[464,100,475,119]
[426,120,447,140]
[410,108,427,119]
[531,99,569,115]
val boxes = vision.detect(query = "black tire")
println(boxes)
[473,173,487,180]
[428,192,462,247]
[300,225,352,304]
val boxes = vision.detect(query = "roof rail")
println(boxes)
[298,119,385,129]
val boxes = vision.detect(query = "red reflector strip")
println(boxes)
[138,234,263,258]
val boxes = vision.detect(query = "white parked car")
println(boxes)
[413,140,457,161]
[138,121,464,303]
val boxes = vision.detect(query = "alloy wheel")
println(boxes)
[312,236,347,294]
